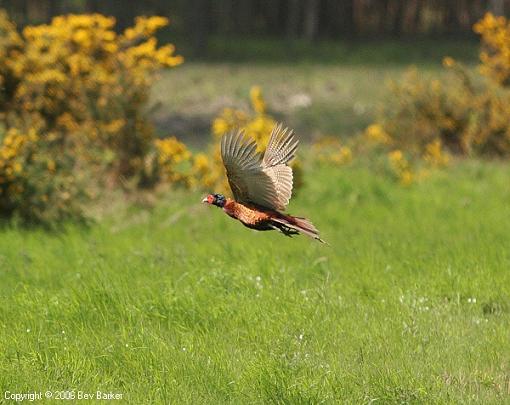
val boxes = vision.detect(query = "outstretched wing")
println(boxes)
[221,130,282,210]
[263,123,299,166]
[221,124,299,211]
[261,124,299,210]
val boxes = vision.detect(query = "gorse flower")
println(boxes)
[250,86,266,115]
[423,139,450,167]
[364,124,393,145]
[442,57,456,68]
[388,150,414,186]
[312,136,353,166]
[474,13,510,85]
[154,137,192,186]
[0,9,182,223]
[361,11,510,185]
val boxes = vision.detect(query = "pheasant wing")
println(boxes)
[263,123,299,166]
[221,130,282,210]
[261,124,299,210]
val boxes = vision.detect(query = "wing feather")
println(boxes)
[261,124,299,209]
[263,124,299,167]
[221,124,299,211]
[221,130,282,209]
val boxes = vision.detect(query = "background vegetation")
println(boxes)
[0,0,508,56]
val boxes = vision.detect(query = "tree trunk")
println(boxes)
[404,0,420,34]
[189,0,210,57]
[340,0,355,36]
[391,0,405,36]
[85,0,100,13]
[286,0,301,39]
[489,0,504,15]
[303,0,320,40]
[235,0,253,35]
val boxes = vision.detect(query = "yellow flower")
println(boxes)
[388,150,415,185]
[155,137,192,170]
[423,139,450,167]
[47,160,56,172]
[250,86,266,114]
[72,29,90,46]
[312,136,353,165]
[193,153,210,172]
[442,57,456,68]
[102,119,126,134]
[365,124,392,145]
[336,146,352,164]
[474,13,510,84]
[212,117,230,137]
[389,149,403,163]
[400,170,414,186]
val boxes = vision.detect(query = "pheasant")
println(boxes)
[202,123,325,243]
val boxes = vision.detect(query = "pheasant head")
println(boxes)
[202,193,226,207]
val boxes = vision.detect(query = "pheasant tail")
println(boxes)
[271,215,326,244]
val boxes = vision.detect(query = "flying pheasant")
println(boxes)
[202,123,325,243]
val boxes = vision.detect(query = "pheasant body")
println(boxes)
[202,123,325,243]
[223,199,273,230]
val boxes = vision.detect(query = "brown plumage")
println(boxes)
[202,123,325,243]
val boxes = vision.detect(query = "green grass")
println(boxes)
[1,39,508,402]
[1,159,509,403]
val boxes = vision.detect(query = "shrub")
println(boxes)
[475,13,510,86]
[153,137,193,187]
[365,12,510,167]
[0,10,182,223]
[0,125,85,223]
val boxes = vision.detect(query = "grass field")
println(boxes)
[2,40,510,403]
[1,159,509,403]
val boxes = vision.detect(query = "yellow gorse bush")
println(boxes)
[423,139,450,167]
[154,137,192,186]
[388,150,414,186]
[474,13,510,85]
[15,13,182,176]
[364,124,392,146]
[0,9,182,223]
[363,11,510,182]
[213,85,276,150]
[0,128,30,185]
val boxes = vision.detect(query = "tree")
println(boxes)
[304,0,320,40]
[286,0,301,39]
[489,0,504,15]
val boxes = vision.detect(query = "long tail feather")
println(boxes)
[271,215,326,244]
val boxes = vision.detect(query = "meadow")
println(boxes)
[1,41,510,403]
[153,38,479,142]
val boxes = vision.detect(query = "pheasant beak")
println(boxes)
[201,197,209,203]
